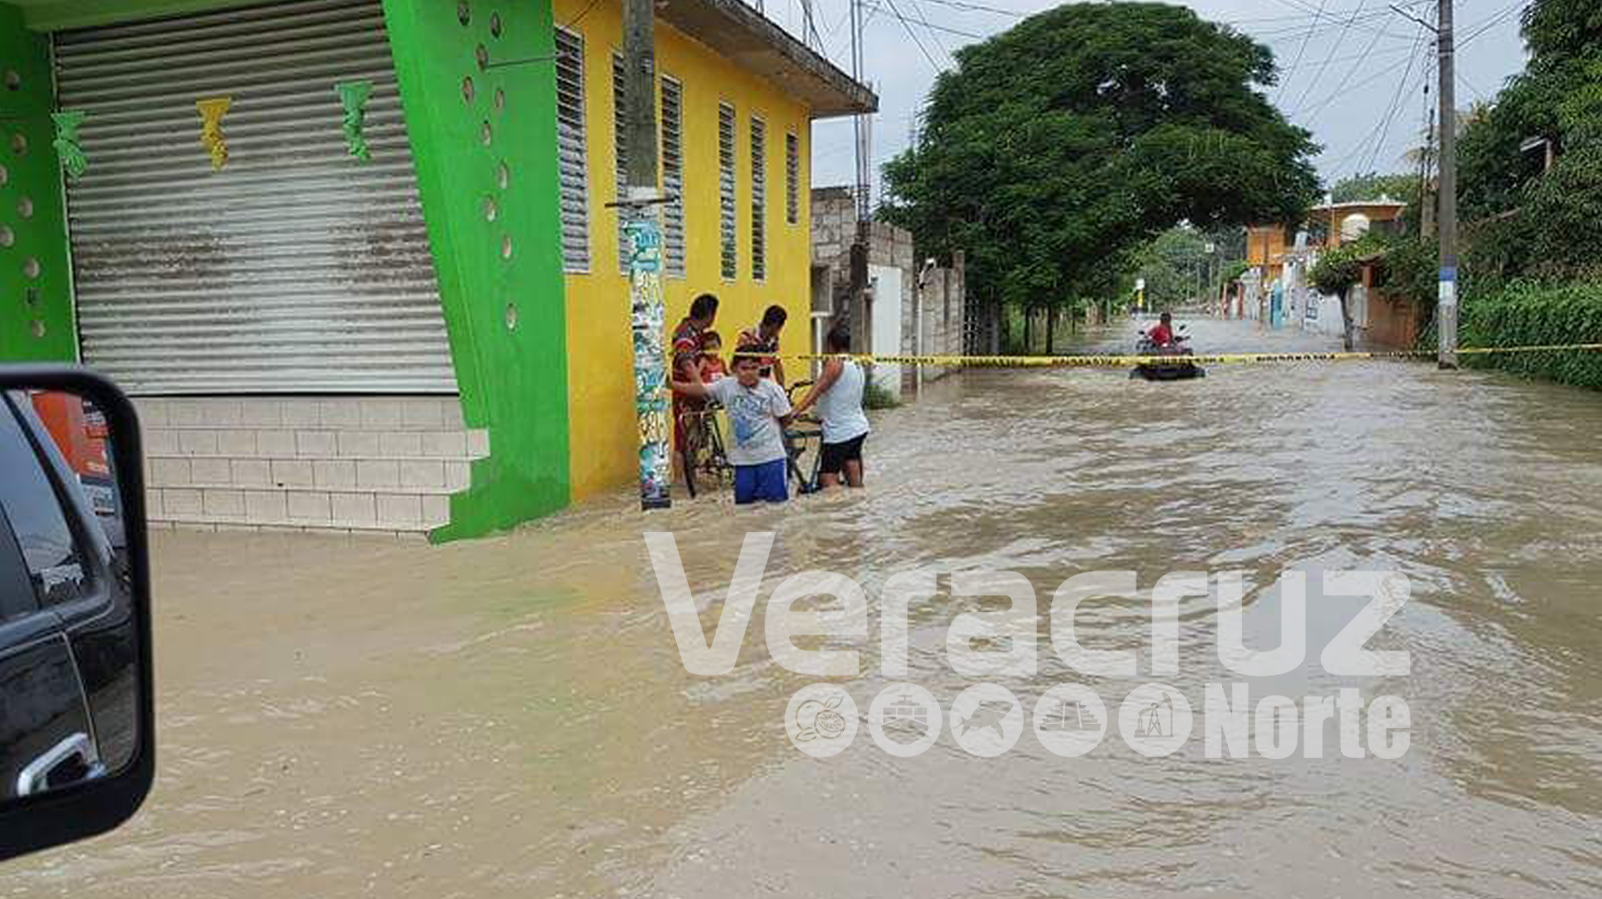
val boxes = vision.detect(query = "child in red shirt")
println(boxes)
[698,331,729,383]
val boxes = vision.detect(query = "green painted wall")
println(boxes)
[382,0,572,540]
[0,4,75,363]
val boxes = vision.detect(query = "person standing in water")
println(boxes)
[792,324,869,489]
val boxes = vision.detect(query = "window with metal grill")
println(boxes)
[786,131,799,226]
[661,75,686,278]
[750,116,766,282]
[555,27,591,273]
[612,52,629,275]
[718,102,738,281]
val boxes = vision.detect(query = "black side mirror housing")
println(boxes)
[0,365,153,861]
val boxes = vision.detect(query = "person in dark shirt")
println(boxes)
[672,293,719,469]
[737,304,788,386]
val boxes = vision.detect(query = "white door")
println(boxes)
[869,264,902,398]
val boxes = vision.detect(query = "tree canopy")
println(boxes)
[880,2,1320,312]
[1458,0,1602,282]
[1331,171,1417,204]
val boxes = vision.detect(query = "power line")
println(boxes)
[1289,0,1374,111]
[914,0,1022,17]
[879,0,946,73]
[1263,0,1419,39]
[1290,42,1420,121]
[906,0,958,68]
[863,0,985,40]
[1458,0,1527,48]
[1323,26,1427,177]
[1274,0,1333,103]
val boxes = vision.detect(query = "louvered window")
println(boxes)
[555,27,590,273]
[718,102,737,281]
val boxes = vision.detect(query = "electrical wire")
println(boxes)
[1458,0,1528,49]
[1321,26,1427,177]
[1288,0,1374,112]
[1291,43,1420,122]
[1274,0,1333,102]
[879,0,946,73]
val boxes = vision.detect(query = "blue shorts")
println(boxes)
[734,459,788,504]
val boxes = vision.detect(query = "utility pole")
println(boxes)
[1436,0,1458,368]
[850,0,870,221]
[621,0,671,509]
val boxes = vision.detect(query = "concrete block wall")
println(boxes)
[135,396,488,536]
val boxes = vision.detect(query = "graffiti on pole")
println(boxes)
[625,199,671,510]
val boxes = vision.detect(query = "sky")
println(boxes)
[763,0,1532,200]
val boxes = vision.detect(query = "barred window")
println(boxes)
[554,28,590,273]
[611,53,631,274]
[750,116,766,282]
[661,75,686,278]
[785,131,799,226]
[718,102,737,281]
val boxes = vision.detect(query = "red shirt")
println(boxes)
[1148,323,1174,345]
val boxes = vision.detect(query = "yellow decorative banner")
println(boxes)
[196,97,232,171]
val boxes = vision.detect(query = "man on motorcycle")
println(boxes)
[1147,312,1176,346]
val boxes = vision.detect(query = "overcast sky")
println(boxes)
[771,0,1530,198]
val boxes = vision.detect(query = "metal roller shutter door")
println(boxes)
[54,0,457,394]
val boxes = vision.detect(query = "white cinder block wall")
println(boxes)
[135,397,488,535]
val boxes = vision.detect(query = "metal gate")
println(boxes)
[55,0,456,394]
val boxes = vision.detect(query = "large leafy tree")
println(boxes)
[881,2,1320,316]
[1332,171,1418,204]
[1458,0,1602,281]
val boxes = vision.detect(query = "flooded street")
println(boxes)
[9,317,1602,897]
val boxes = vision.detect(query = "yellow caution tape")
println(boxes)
[731,343,1602,368]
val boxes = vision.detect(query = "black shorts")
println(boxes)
[819,433,867,475]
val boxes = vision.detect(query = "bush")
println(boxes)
[1458,280,1602,388]
[862,378,902,409]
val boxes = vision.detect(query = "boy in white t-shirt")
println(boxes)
[671,354,793,504]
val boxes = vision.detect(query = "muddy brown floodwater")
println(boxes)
[7,318,1602,898]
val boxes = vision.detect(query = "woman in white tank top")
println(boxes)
[792,324,870,488]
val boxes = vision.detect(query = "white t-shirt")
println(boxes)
[817,360,870,444]
[707,377,791,466]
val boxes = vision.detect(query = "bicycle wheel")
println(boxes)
[680,414,704,499]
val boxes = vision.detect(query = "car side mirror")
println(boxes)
[0,366,153,861]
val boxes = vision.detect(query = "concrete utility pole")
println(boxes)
[621,0,671,509]
[1436,0,1458,368]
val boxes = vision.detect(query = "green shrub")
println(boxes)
[863,378,902,409]
[1458,280,1602,388]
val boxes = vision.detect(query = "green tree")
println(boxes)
[1309,237,1384,350]
[1331,171,1417,204]
[1457,0,1602,283]
[881,2,1320,324]
[1131,227,1209,308]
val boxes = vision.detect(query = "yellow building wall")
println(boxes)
[553,0,814,499]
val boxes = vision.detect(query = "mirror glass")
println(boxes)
[0,388,140,801]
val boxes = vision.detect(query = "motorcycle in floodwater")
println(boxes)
[1130,325,1206,381]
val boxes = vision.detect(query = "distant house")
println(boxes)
[1238,199,1409,328]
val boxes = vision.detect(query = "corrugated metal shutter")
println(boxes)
[554,27,590,273]
[54,0,455,395]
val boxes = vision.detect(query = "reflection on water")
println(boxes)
[8,319,1602,897]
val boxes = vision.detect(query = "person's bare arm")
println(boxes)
[671,378,710,400]
[773,356,786,388]
[793,358,842,415]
